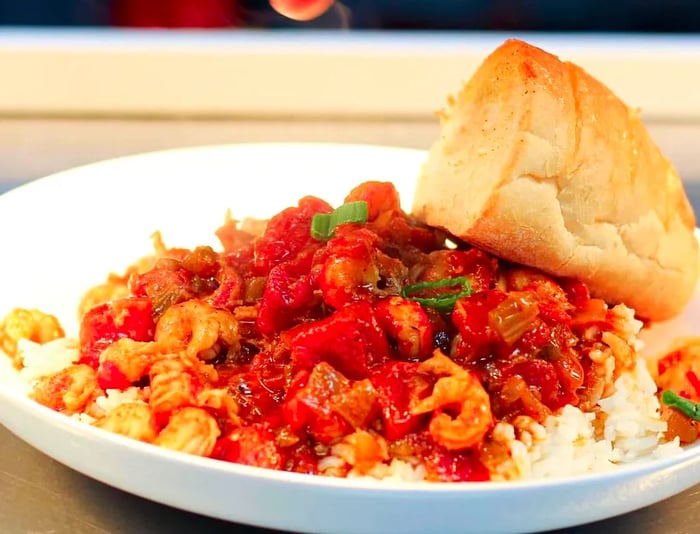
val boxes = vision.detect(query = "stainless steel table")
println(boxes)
[1,118,699,534]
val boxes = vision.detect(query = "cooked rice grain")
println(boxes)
[13,338,80,396]
[525,357,681,479]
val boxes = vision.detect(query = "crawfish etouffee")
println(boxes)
[2,181,696,482]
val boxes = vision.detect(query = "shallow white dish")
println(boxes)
[0,143,698,534]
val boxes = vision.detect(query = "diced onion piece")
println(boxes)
[601,331,635,375]
[487,293,539,345]
[332,379,377,429]
[569,298,608,326]
[663,406,699,444]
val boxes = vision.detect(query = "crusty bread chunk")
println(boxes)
[412,39,698,321]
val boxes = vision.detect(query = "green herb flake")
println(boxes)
[310,201,369,241]
[401,276,473,312]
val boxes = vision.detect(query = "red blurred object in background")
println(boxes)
[112,0,334,28]
[112,0,237,27]
[270,0,334,21]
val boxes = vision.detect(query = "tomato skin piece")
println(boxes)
[370,361,428,441]
[425,444,491,482]
[283,438,319,474]
[78,298,155,368]
[226,370,282,425]
[287,302,390,380]
[257,246,319,336]
[96,360,132,391]
[282,370,312,432]
[212,424,283,469]
[560,278,591,309]
[253,196,332,276]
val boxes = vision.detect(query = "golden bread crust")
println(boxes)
[412,39,698,321]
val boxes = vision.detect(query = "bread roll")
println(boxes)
[412,39,698,322]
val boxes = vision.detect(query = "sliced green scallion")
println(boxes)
[662,390,700,422]
[310,201,369,241]
[401,276,473,312]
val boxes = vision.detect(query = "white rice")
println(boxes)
[94,387,145,414]
[349,458,428,482]
[598,359,673,461]
[609,304,645,351]
[319,456,428,482]
[511,357,682,480]
[525,405,616,478]
[6,338,81,395]
[76,387,146,424]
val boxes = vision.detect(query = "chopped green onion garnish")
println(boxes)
[662,390,700,422]
[401,276,473,312]
[310,201,369,241]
